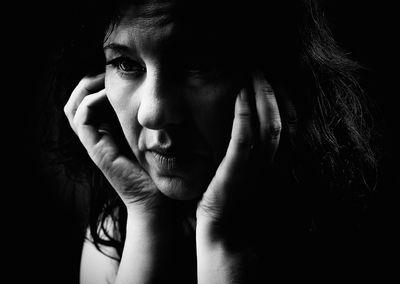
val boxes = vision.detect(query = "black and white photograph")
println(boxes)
[5,0,398,283]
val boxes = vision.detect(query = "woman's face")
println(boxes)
[104,3,243,200]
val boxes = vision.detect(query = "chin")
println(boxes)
[152,174,206,201]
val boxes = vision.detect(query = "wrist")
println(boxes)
[125,193,179,219]
[196,222,257,284]
[196,220,260,284]
[196,214,259,254]
[118,203,187,284]
[127,205,178,228]
[126,201,186,241]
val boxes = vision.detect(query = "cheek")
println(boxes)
[105,75,141,150]
[187,82,239,163]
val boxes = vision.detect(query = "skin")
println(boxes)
[102,4,241,200]
[64,2,290,283]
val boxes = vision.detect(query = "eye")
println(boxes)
[183,63,224,83]
[185,61,212,75]
[106,56,146,77]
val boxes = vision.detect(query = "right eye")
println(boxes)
[106,56,146,78]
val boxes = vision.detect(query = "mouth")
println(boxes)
[146,146,203,175]
[151,150,179,171]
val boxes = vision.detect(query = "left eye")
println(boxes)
[106,57,146,74]
[185,61,212,75]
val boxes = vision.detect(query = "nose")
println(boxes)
[137,72,184,129]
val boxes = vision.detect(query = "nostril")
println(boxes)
[137,75,185,129]
[158,130,171,146]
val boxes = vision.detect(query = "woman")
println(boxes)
[48,0,377,283]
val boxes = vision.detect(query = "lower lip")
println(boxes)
[151,151,179,171]
[146,150,193,174]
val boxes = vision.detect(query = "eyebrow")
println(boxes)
[103,43,136,55]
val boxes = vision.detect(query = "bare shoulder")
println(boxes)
[80,216,121,284]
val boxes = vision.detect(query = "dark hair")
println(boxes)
[44,0,378,258]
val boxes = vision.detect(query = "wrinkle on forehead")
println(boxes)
[105,2,176,56]
[118,1,174,29]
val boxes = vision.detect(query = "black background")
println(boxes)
[4,1,399,282]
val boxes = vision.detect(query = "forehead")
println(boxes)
[103,1,244,61]
[104,2,175,53]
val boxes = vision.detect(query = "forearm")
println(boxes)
[196,221,258,284]
[197,238,242,284]
[114,210,182,284]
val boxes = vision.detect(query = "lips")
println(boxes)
[146,146,201,174]
[150,150,179,171]
[149,146,179,157]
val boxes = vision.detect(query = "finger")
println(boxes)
[64,73,105,131]
[253,70,281,164]
[279,86,297,140]
[73,90,157,204]
[206,88,253,201]
[66,88,107,135]
[73,89,110,150]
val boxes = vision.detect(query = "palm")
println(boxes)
[92,133,162,207]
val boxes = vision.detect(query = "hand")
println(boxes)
[197,71,290,233]
[195,71,296,284]
[64,74,167,215]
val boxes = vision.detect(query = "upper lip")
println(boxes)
[147,145,208,159]
[148,145,179,157]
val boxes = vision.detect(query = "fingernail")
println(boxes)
[253,69,264,82]
[239,88,248,101]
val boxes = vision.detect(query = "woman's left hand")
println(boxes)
[196,70,284,233]
[195,71,291,283]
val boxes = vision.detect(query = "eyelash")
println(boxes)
[105,56,218,81]
[106,56,146,78]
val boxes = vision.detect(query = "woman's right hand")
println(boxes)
[70,75,193,284]
[64,74,166,215]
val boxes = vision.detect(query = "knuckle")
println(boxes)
[72,112,81,127]
[261,117,282,140]
[234,135,253,149]
[236,111,252,120]
[269,121,282,139]
[63,103,70,116]
[79,76,92,87]
[64,103,76,120]
[261,84,274,95]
